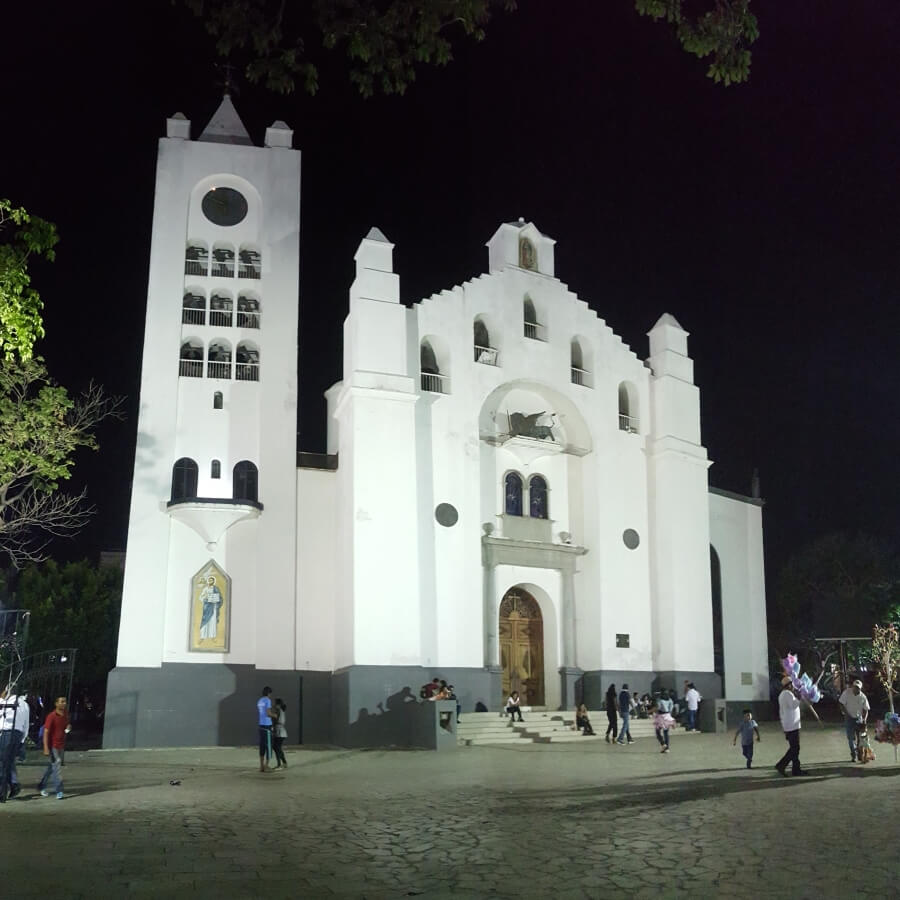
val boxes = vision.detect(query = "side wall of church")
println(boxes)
[708,491,769,701]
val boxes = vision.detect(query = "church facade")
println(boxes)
[104,100,768,749]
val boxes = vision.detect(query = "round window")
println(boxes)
[201,187,248,226]
[435,503,459,527]
[623,529,640,550]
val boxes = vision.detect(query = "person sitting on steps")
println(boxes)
[505,691,524,723]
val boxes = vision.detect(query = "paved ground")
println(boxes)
[4,722,899,899]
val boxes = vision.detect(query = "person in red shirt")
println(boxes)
[38,696,69,799]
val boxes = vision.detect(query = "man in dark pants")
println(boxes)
[256,686,275,773]
[775,676,807,776]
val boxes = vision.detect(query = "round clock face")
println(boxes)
[201,187,248,226]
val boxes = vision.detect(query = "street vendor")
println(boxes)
[838,679,870,763]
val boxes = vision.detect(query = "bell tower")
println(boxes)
[105,98,301,747]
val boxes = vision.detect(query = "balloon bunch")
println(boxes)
[874,712,900,746]
[781,653,822,704]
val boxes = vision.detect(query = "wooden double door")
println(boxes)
[499,588,545,706]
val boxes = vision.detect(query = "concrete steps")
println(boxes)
[457,709,671,746]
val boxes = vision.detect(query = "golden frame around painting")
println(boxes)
[189,560,231,653]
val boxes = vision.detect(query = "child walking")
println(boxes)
[732,708,760,768]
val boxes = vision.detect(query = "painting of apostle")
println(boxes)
[189,562,230,652]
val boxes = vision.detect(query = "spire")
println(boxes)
[199,95,253,146]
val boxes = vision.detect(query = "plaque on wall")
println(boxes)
[189,560,231,653]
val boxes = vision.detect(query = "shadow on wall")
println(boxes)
[340,689,457,749]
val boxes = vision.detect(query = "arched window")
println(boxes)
[618,382,639,433]
[209,291,233,327]
[211,243,235,278]
[238,245,261,279]
[213,391,223,409]
[236,341,260,381]
[420,340,445,393]
[233,460,259,502]
[179,339,204,378]
[211,459,221,479]
[570,338,592,387]
[207,340,232,379]
[185,241,208,277]
[182,290,206,325]
[237,292,260,328]
[504,472,523,516]
[473,317,498,365]
[171,458,198,502]
[523,296,543,341]
[529,475,548,519]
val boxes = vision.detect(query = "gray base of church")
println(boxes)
[104,663,501,750]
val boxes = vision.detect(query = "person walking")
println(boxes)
[732,708,761,768]
[272,698,288,769]
[0,687,28,802]
[604,683,618,743]
[257,686,276,772]
[653,689,675,753]
[775,676,807,777]
[616,683,634,744]
[38,696,69,799]
[838,679,870,763]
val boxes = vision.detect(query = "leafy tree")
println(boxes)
[17,559,123,697]
[0,199,58,361]
[635,0,758,86]
[771,532,900,651]
[0,357,123,565]
[872,623,900,714]
[183,0,758,97]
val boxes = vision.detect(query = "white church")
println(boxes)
[104,98,769,748]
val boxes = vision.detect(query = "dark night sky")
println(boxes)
[2,1,899,596]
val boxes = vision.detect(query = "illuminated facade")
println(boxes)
[105,100,768,748]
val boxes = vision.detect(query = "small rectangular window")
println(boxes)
[615,633,630,648]
[213,392,223,409]
[211,460,221,479]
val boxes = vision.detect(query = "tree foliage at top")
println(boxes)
[0,357,123,565]
[635,0,758,86]
[183,0,759,98]
[0,200,58,362]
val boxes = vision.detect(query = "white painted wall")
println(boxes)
[709,491,769,701]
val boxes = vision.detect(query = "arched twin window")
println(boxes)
[171,458,258,501]
[504,472,549,519]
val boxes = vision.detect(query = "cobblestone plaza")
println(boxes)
[5,724,897,898]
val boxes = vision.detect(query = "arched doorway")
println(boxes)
[499,588,545,705]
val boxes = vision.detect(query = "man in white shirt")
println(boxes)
[0,686,29,802]
[775,676,807,776]
[838,679,870,763]
[684,683,702,732]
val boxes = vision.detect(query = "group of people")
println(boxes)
[600,681,702,750]
[420,677,462,722]
[256,686,289,773]
[0,686,72,802]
